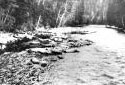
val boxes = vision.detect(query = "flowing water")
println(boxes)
[48,25,125,85]
[78,25,125,54]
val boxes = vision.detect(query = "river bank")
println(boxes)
[1,25,125,85]
[0,26,93,85]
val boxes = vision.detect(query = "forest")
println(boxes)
[0,0,125,32]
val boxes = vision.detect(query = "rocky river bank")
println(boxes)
[0,27,93,85]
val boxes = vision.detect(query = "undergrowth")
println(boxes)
[5,37,31,52]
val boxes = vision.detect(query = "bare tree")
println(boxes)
[35,0,45,29]
[58,0,68,27]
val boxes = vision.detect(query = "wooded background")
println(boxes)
[0,0,125,32]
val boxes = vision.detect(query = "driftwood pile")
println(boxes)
[0,30,93,85]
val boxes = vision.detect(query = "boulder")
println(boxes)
[13,33,34,39]
[101,73,114,79]
[70,31,89,35]
[40,43,55,48]
[49,41,57,46]
[25,59,32,65]
[50,56,58,61]
[85,39,94,44]
[41,60,48,67]
[27,40,40,44]
[35,33,52,39]
[28,47,63,55]
[51,47,63,55]
[24,40,40,48]
[37,38,51,44]
[29,48,51,54]
[52,37,63,42]
[57,55,64,59]
[31,57,40,64]
[81,40,93,46]
[68,42,79,47]
[60,34,68,40]
[68,39,93,47]
[59,43,69,50]
[68,39,78,42]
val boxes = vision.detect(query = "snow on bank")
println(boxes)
[0,32,16,44]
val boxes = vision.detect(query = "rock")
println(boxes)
[85,39,94,44]
[3,52,11,55]
[69,40,93,47]
[52,37,63,42]
[29,47,63,55]
[51,50,62,55]
[81,41,92,46]
[59,43,69,50]
[40,43,55,48]
[35,33,51,39]
[101,73,114,79]
[38,38,51,44]
[26,40,40,45]
[57,55,64,59]
[41,60,48,67]
[23,40,40,48]
[31,57,40,64]
[69,42,79,47]
[26,59,32,65]
[29,48,51,54]
[49,41,57,46]
[50,56,58,61]
[18,51,27,55]
[65,49,79,53]
[14,33,33,39]
[27,49,32,53]
[51,47,63,55]
[68,39,78,42]
[25,39,52,48]
[70,31,89,35]
[60,34,68,40]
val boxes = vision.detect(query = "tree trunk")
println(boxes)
[56,9,61,27]
[58,1,68,27]
[35,15,41,29]
[35,0,45,29]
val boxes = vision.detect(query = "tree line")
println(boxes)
[0,0,125,32]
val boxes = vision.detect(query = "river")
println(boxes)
[73,25,125,55]
[47,25,125,85]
